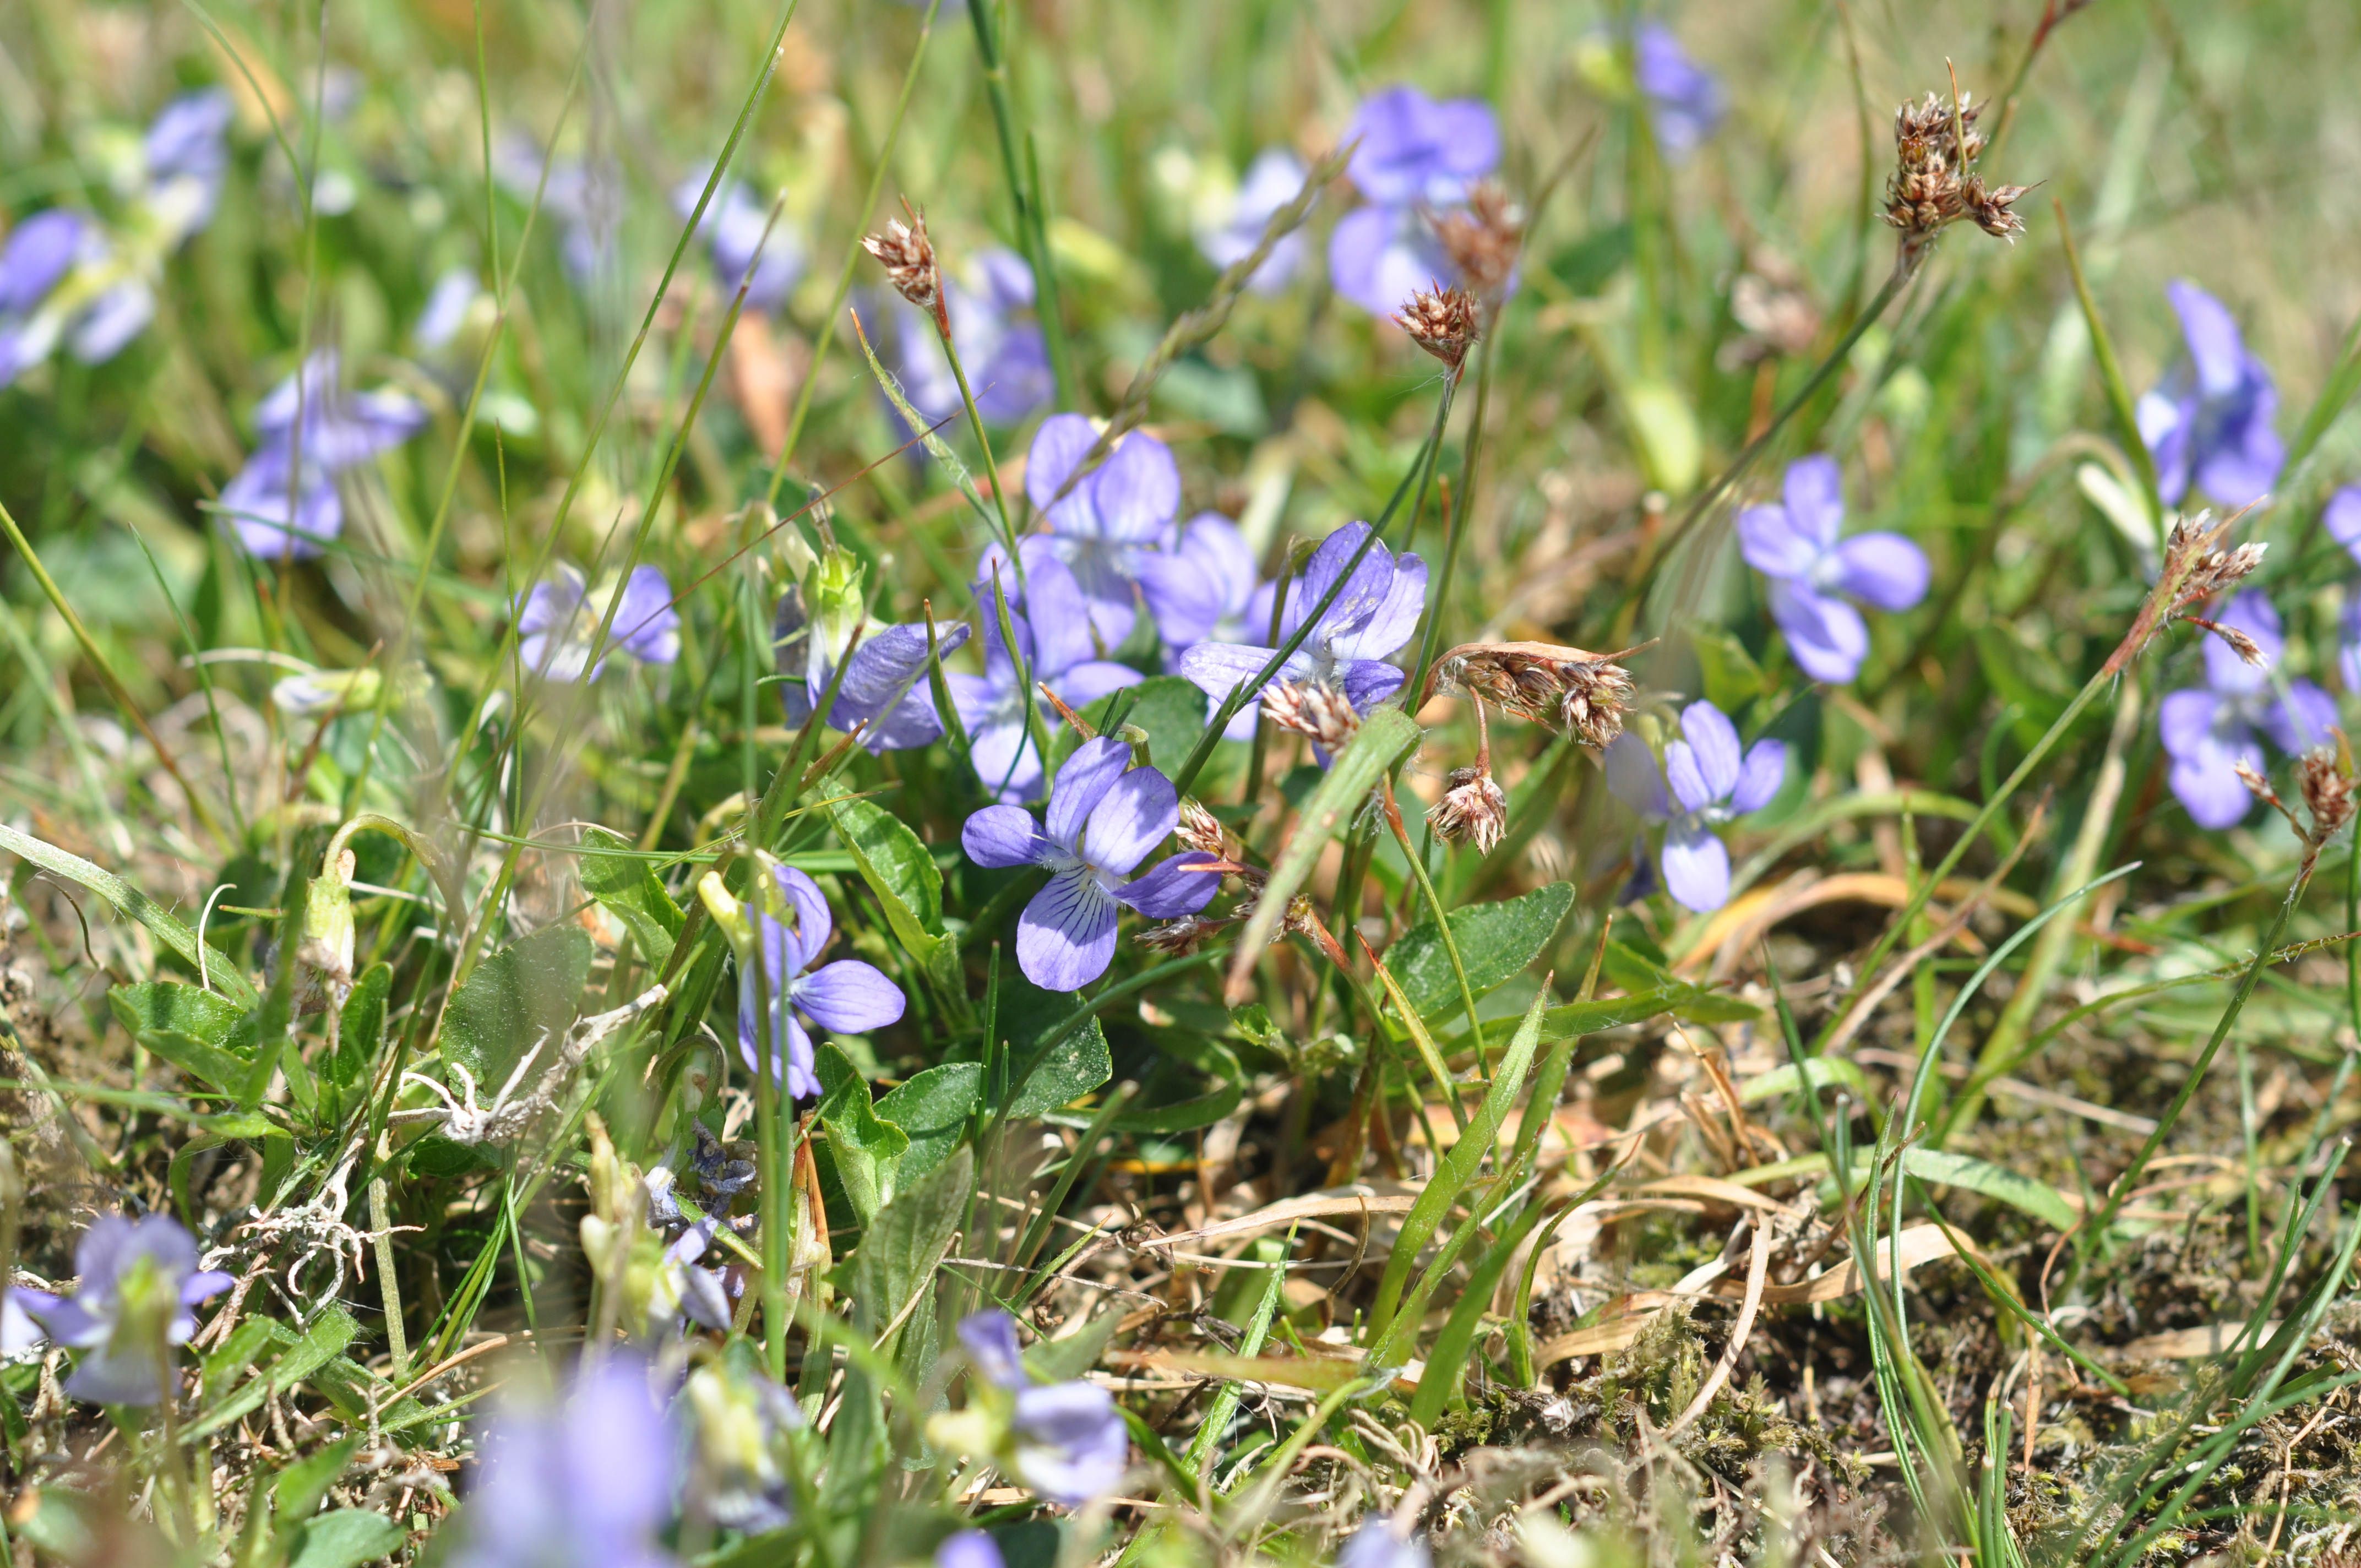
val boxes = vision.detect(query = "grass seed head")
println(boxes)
[1393,281,1481,371]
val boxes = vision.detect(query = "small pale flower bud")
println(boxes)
[1176,798,1227,858]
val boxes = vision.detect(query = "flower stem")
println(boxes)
[1408,331,1496,707]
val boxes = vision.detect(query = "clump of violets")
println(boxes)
[936,1311,1129,1509]
[774,538,971,751]
[0,90,233,386]
[1177,520,1426,731]
[1025,414,1184,647]
[703,858,907,1101]
[953,541,1144,801]
[1607,700,1786,912]
[2137,280,2284,509]
[883,247,1053,426]
[961,737,1220,992]
[1633,22,1726,157]
[673,167,803,313]
[1328,84,1500,318]
[1737,454,1929,684]
[219,351,429,560]
[9,1214,230,1405]
[446,1355,679,1568]
[2160,591,2336,829]
[519,565,683,681]
[1191,148,1310,294]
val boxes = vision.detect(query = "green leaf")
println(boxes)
[993,975,1115,1118]
[1739,1055,1871,1104]
[1062,676,1208,774]
[333,964,391,1087]
[875,1064,982,1180]
[1025,1310,1120,1384]
[0,821,255,1005]
[1384,882,1575,1021]
[1534,981,1759,1042]
[286,1508,403,1568]
[1049,1079,1243,1134]
[1690,628,1766,712]
[1231,707,1421,966]
[1902,1150,2079,1232]
[274,1435,360,1526]
[576,827,682,967]
[849,1145,972,1347]
[816,1042,910,1226]
[108,981,242,1045]
[440,923,592,1090]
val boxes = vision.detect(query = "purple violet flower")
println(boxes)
[1737,454,1929,684]
[1194,148,1310,294]
[884,248,1053,425]
[673,169,804,314]
[953,542,1145,802]
[1340,1518,1433,1568]
[2343,595,2361,695]
[1139,513,1273,741]
[955,1310,1130,1509]
[684,1360,803,1533]
[140,89,236,242]
[960,737,1220,992]
[1328,85,1499,318]
[2137,281,2283,509]
[773,592,972,753]
[1025,414,1184,647]
[2159,591,2336,830]
[448,1355,679,1568]
[1634,23,1725,157]
[2325,486,2361,567]
[1176,520,1426,721]
[1606,700,1785,912]
[12,1215,231,1405]
[736,862,906,1100]
[938,1532,1006,1568]
[518,565,682,681]
[0,211,91,386]
[220,351,428,559]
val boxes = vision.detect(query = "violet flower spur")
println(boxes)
[1736,454,1929,684]
[447,1355,679,1568]
[1193,148,1310,294]
[951,542,1145,802]
[1633,23,1726,157]
[13,1214,231,1405]
[2159,591,2336,830]
[1026,413,1185,647]
[1327,84,1499,318]
[2137,280,2283,509]
[1176,520,1427,724]
[735,862,905,1101]
[220,351,428,559]
[518,565,683,681]
[884,248,1053,425]
[960,737,1220,992]
[773,561,972,753]
[954,1310,1130,1508]
[1606,700,1785,913]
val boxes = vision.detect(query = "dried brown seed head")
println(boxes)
[1392,282,1481,371]
[1432,182,1524,304]
[1136,916,1223,956]
[2300,742,2357,846]
[1263,678,1363,752]
[1429,765,1509,853]
[862,201,944,329]
[1426,640,1640,748]
[1880,85,2026,268]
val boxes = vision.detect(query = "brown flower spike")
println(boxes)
[861,199,945,333]
[1394,282,1481,372]
[1431,182,1524,306]
[1262,678,1363,752]
[1423,640,1642,749]
[1881,82,2030,271]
